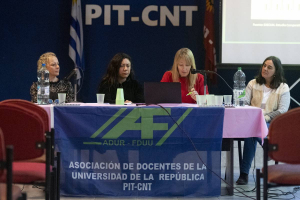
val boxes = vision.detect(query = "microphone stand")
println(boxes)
[204,72,207,95]
[73,72,77,102]
[191,69,235,107]
[64,68,78,102]
[190,69,233,92]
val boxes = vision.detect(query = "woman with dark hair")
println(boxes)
[236,56,290,185]
[97,53,144,104]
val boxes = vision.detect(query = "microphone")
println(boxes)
[64,69,77,81]
[190,69,214,74]
[190,69,233,91]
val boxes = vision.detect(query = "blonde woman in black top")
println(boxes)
[30,52,74,103]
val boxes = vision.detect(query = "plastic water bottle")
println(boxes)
[233,67,246,106]
[37,63,50,104]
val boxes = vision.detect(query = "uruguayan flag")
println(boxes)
[69,0,84,81]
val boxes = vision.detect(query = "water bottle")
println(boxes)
[233,67,246,106]
[37,63,50,104]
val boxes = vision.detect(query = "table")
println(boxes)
[42,104,268,140]
[222,106,268,195]
[41,104,268,197]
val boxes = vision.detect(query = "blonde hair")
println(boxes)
[171,48,197,91]
[37,52,56,71]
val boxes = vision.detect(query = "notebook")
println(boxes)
[144,82,182,104]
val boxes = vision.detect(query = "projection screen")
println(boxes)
[221,0,300,65]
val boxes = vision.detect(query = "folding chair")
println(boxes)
[256,107,300,200]
[0,128,25,200]
[0,100,53,163]
[0,100,60,200]
[0,104,53,200]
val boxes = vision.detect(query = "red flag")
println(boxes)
[203,0,217,84]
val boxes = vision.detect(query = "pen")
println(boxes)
[186,92,192,96]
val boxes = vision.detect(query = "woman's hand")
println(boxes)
[190,88,198,101]
[264,114,271,122]
[263,110,271,122]
[124,100,132,104]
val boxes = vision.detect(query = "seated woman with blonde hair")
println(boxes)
[30,52,74,103]
[161,48,208,103]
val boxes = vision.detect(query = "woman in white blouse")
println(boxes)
[236,56,290,185]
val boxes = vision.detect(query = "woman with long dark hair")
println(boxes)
[236,56,290,185]
[97,53,144,104]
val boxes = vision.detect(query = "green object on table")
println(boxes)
[116,88,124,105]
[238,90,246,98]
